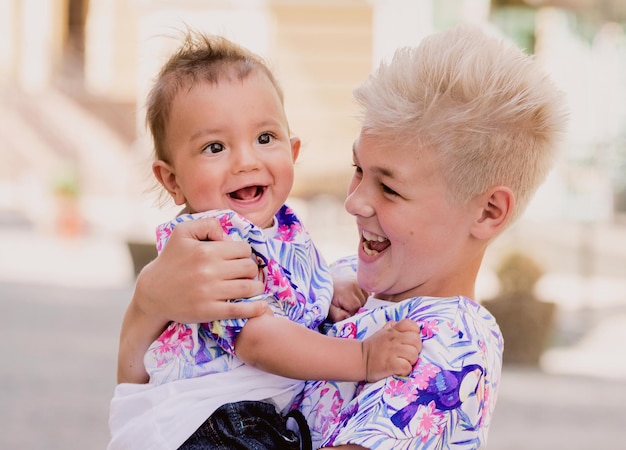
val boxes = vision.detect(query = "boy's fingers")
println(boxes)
[178,217,227,242]
[328,304,350,322]
[218,279,265,299]
[191,280,266,321]
[392,318,421,333]
[212,257,259,280]
[221,298,268,319]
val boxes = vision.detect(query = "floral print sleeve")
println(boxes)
[296,258,503,449]
[144,205,333,384]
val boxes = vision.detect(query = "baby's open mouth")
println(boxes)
[229,186,265,201]
[362,230,390,256]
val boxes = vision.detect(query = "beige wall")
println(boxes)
[0,0,67,92]
[84,0,139,101]
[270,3,373,198]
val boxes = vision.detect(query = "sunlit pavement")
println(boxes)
[0,280,131,450]
[1,224,626,450]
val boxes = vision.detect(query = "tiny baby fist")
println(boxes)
[394,318,422,365]
[363,321,421,382]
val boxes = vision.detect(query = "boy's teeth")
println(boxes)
[363,230,386,242]
[363,244,378,256]
[362,230,391,256]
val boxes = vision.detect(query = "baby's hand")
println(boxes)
[362,319,421,382]
[328,274,368,322]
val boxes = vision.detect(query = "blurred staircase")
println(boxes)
[0,82,145,236]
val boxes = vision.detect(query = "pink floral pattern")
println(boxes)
[150,323,194,367]
[296,256,503,449]
[144,205,333,384]
[415,401,446,443]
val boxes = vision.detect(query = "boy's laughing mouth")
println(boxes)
[362,230,390,256]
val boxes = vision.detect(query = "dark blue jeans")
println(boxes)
[178,400,310,450]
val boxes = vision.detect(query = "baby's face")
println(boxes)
[344,131,479,301]
[162,72,299,229]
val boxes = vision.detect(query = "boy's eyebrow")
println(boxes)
[374,166,394,178]
[352,143,395,178]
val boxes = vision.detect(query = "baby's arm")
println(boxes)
[236,310,421,382]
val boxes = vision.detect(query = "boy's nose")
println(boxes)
[344,183,375,218]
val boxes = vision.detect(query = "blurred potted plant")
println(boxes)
[53,169,83,237]
[482,251,556,366]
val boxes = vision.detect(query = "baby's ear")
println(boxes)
[290,136,301,163]
[470,186,515,240]
[153,160,186,205]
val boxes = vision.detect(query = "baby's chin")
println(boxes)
[230,209,275,229]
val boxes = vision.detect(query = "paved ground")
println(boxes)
[0,281,129,450]
[1,228,625,450]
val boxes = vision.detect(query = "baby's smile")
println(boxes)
[229,185,266,201]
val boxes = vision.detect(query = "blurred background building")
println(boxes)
[2,0,625,229]
[1,1,625,449]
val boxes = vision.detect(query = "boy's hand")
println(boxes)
[118,218,267,384]
[362,319,422,382]
[328,274,368,322]
[137,217,267,324]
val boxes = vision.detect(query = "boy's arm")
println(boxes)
[116,287,167,384]
[236,311,421,382]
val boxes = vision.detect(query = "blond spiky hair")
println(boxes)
[354,25,568,223]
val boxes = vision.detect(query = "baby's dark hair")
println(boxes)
[146,30,283,162]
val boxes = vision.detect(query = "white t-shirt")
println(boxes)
[108,365,302,450]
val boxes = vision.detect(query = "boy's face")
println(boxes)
[345,132,483,301]
[155,72,299,229]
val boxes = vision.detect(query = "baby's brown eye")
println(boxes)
[204,142,224,154]
[258,133,273,145]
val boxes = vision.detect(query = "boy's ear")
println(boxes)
[153,160,186,205]
[290,137,301,163]
[470,186,515,240]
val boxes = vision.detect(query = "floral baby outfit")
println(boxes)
[144,205,332,385]
[297,256,503,449]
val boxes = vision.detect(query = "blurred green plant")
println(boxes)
[53,168,80,198]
